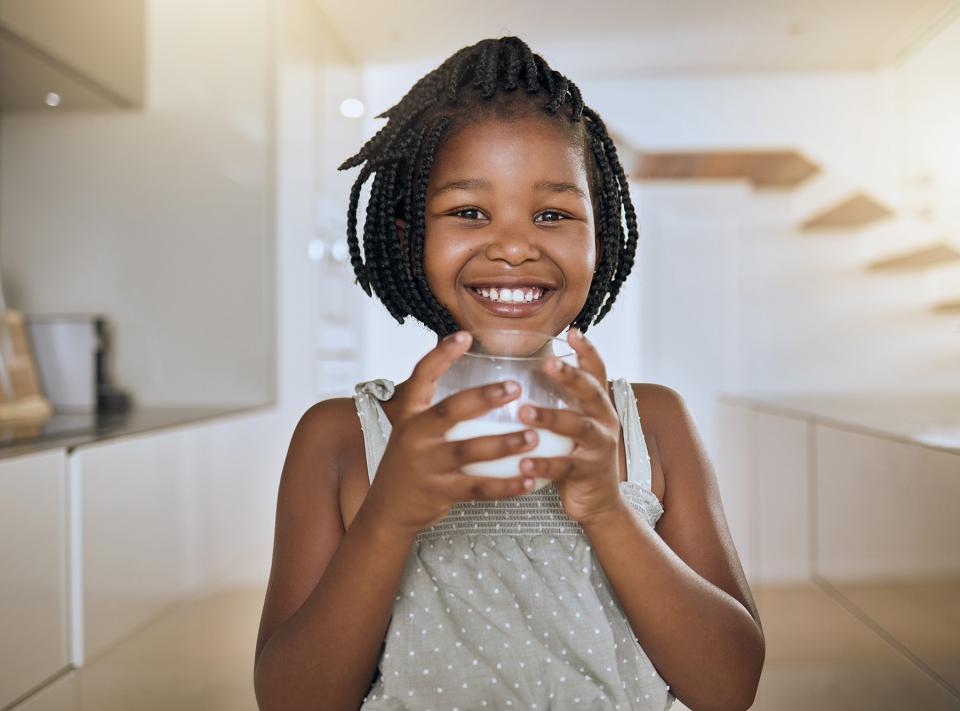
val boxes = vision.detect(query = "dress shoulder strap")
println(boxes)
[353,379,396,485]
[611,377,653,491]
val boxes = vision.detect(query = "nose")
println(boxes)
[483,220,542,265]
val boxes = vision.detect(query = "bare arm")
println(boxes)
[253,400,417,711]
[580,384,764,711]
[254,332,542,711]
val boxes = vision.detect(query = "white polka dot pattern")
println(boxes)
[354,378,675,711]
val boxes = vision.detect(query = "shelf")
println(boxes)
[632,149,820,188]
[867,242,960,270]
[800,191,894,231]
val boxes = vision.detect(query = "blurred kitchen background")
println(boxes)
[1,0,959,709]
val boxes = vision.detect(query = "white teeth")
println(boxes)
[473,286,545,304]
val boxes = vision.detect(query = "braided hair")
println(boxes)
[338,36,639,336]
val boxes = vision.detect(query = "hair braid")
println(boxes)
[410,117,459,335]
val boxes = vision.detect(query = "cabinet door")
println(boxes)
[715,401,811,584]
[77,409,281,662]
[0,449,69,708]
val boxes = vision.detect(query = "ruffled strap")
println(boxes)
[353,379,396,484]
[354,378,396,401]
[612,377,653,491]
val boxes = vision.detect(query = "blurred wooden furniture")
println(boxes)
[0,309,53,422]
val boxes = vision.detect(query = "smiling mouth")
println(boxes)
[465,285,555,317]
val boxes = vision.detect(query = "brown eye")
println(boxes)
[535,210,568,223]
[452,207,484,220]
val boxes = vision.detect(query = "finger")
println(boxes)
[416,380,523,438]
[438,470,535,502]
[518,405,611,449]
[433,426,538,472]
[568,327,608,388]
[402,331,472,415]
[519,455,580,482]
[543,357,612,420]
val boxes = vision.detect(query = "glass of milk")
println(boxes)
[433,328,578,492]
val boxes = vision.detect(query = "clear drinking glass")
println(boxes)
[432,328,578,492]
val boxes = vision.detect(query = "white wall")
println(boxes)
[274,0,364,422]
[895,13,960,233]
[0,0,276,408]
[587,72,900,205]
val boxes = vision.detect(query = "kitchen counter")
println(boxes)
[717,391,960,454]
[0,403,274,461]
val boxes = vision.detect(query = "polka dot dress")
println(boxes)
[354,378,675,711]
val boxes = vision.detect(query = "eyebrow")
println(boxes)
[534,180,587,200]
[431,177,587,200]
[431,178,492,196]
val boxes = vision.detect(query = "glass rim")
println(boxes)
[462,328,575,362]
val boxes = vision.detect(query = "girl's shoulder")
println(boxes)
[299,395,363,464]
[319,393,386,532]
[628,381,688,438]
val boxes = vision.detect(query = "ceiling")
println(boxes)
[312,0,960,75]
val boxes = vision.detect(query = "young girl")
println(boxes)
[254,37,764,711]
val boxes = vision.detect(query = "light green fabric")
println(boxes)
[354,377,675,710]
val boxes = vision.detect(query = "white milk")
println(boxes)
[445,418,575,491]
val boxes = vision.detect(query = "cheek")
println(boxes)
[422,232,477,295]
[562,235,597,284]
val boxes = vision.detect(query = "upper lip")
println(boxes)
[464,277,557,290]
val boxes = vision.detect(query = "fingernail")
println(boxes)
[454,331,469,343]
[523,478,535,490]
[523,430,536,444]
[503,380,519,395]
[521,459,535,472]
[522,405,537,420]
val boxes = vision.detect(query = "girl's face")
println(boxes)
[421,116,597,338]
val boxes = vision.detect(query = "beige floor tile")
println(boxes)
[12,573,960,710]
[13,585,267,711]
[828,577,960,691]
[751,582,960,711]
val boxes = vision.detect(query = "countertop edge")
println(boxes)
[717,392,960,456]
[0,401,276,462]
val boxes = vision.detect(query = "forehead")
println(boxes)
[427,116,588,194]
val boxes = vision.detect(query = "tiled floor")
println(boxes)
[13,578,960,710]
[751,582,959,711]
[826,577,960,692]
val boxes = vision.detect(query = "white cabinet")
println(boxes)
[75,408,282,663]
[0,449,69,709]
[715,401,812,584]
[1,405,284,707]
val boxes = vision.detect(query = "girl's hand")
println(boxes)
[362,331,539,536]
[517,327,626,526]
